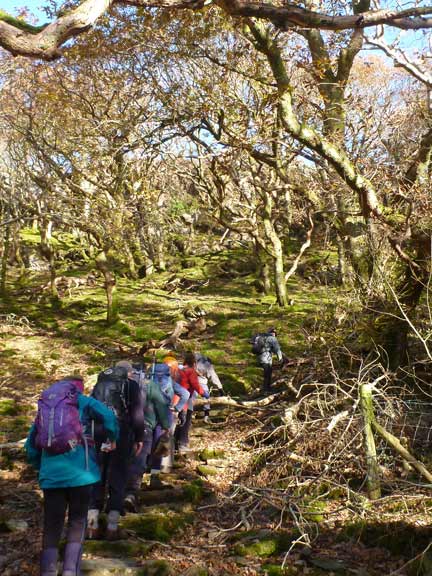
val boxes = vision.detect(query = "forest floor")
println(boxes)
[1,254,432,575]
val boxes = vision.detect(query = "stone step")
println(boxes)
[80,557,140,575]
[81,557,172,575]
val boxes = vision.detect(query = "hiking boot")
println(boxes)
[123,494,137,513]
[203,415,212,424]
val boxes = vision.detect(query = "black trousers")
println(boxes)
[90,426,132,513]
[261,363,272,391]
[42,485,92,548]
[175,410,193,448]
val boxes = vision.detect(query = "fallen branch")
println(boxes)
[372,420,432,483]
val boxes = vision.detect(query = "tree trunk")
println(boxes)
[96,251,119,325]
[40,220,59,301]
[359,383,381,500]
[0,222,11,295]
[274,251,288,307]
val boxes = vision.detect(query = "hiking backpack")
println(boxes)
[34,380,84,454]
[91,366,129,420]
[251,333,270,355]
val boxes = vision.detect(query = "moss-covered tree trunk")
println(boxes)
[263,190,288,307]
[96,250,119,325]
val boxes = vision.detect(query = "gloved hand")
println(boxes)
[202,391,210,399]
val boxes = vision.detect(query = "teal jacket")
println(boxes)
[25,394,118,490]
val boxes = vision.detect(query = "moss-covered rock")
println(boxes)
[196,465,218,477]
[233,530,295,558]
[121,508,194,543]
[83,539,152,558]
[198,448,225,462]
[235,539,278,558]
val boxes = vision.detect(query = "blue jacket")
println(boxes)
[25,394,119,490]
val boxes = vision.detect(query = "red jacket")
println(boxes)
[180,366,205,396]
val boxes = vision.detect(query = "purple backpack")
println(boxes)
[34,380,84,454]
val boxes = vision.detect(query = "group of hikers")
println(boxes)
[25,328,283,576]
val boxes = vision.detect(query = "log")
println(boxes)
[193,391,284,409]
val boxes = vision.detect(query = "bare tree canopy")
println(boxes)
[1,0,432,60]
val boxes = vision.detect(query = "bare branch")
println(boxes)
[1,0,432,59]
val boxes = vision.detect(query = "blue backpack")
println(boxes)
[150,363,174,404]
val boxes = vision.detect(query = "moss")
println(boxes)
[121,508,193,543]
[83,539,151,558]
[196,465,218,477]
[0,399,22,416]
[198,448,225,461]
[183,479,205,503]
[235,539,278,558]
[233,530,295,558]
[301,499,327,523]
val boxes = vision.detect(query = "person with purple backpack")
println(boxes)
[25,375,118,576]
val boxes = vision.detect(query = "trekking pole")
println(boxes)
[151,350,156,380]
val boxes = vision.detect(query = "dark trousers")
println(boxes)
[261,363,272,391]
[175,410,193,448]
[42,485,92,548]
[126,427,153,494]
[90,426,132,513]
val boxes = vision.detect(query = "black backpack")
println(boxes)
[92,366,129,422]
[251,333,270,355]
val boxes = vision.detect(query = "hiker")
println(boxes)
[25,376,118,576]
[195,352,225,423]
[174,351,210,453]
[252,327,283,393]
[87,360,144,540]
[124,361,171,512]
